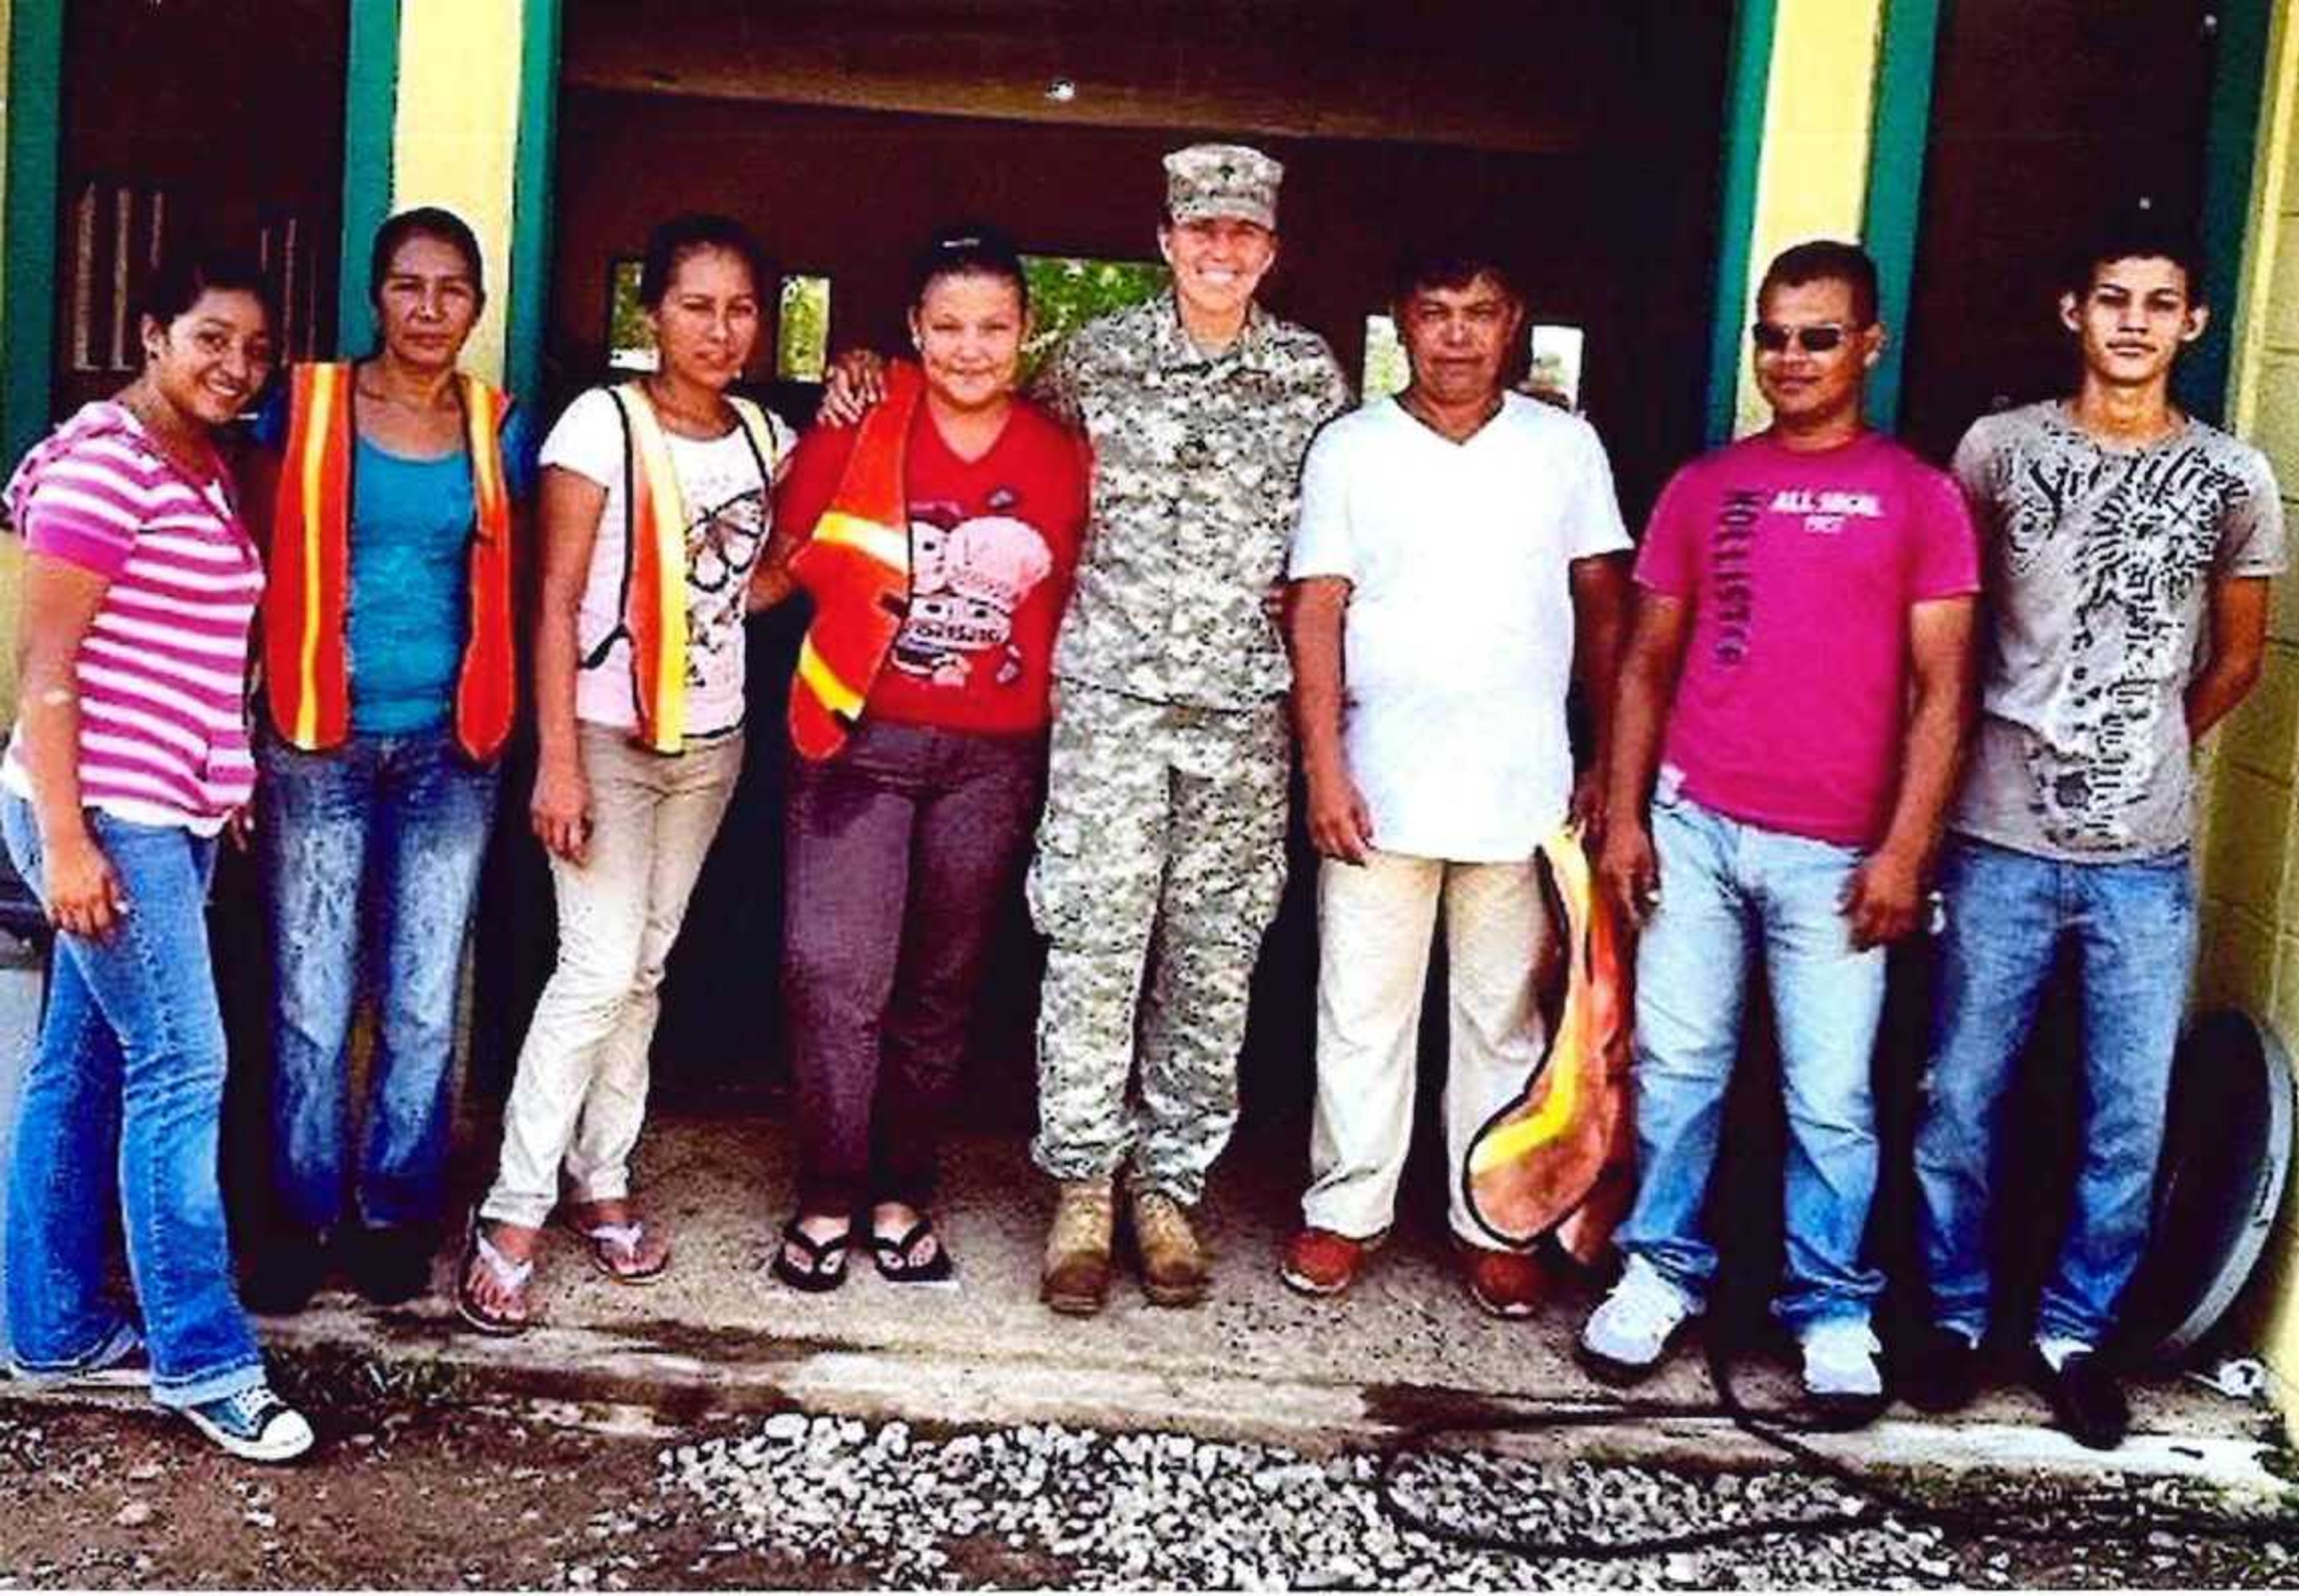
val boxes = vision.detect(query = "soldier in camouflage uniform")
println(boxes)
[1028,144,1351,1315]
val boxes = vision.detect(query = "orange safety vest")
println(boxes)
[266,362,519,763]
[786,360,926,760]
[598,383,782,754]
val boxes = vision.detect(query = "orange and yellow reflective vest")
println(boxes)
[786,360,926,760]
[265,362,519,764]
[597,383,782,753]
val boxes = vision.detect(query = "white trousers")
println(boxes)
[1300,849,1550,1245]
[481,725,744,1228]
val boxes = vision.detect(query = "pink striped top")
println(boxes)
[2,402,263,832]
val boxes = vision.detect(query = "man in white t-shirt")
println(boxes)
[1281,242,1631,1316]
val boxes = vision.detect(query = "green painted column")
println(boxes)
[2180,0,2274,425]
[1703,0,1781,447]
[2,0,62,471]
[1860,0,1944,435]
[505,0,561,414]
[336,0,402,358]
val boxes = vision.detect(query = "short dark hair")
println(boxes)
[141,247,277,333]
[1390,239,1522,308]
[2065,208,2207,305]
[1757,239,1879,326]
[909,223,1029,311]
[368,206,485,312]
[638,213,767,309]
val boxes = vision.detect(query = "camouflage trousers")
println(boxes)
[1026,682,1290,1204]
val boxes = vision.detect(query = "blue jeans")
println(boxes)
[1615,785,1889,1330]
[259,727,499,1236]
[0,795,264,1408]
[1915,835,2195,1347]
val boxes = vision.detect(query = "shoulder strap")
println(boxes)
[583,386,644,672]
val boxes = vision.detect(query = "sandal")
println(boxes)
[871,1216,956,1284]
[560,1207,670,1284]
[771,1218,851,1293]
[455,1216,536,1337]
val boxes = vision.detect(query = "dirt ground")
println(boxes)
[0,1357,2294,1591]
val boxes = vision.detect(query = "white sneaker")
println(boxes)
[1578,1255,1693,1383]
[1800,1318,1886,1423]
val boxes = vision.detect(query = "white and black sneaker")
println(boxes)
[181,1385,315,1463]
[1576,1255,1696,1383]
[1799,1317,1888,1427]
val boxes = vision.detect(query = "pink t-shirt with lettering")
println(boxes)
[1634,430,1979,848]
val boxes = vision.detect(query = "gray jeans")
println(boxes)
[783,720,1044,1213]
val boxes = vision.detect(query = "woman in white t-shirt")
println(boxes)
[459,214,792,1334]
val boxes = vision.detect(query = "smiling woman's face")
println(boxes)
[910,270,1026,414]
[144,287,274,430]
[1160,216,1277,326]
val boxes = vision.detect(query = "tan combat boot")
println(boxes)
[1129,1185,1210,1307]
[1041,1178,1115,1316]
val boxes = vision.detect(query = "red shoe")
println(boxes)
[1279,1227,1385,1296]
[1458,1240,1546,1319]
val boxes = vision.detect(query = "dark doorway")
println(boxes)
[472,1,1738,1131]
[1895,0,2219,463]
[48,0,349,418]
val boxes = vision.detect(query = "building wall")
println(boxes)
[2197,0,2299,1416]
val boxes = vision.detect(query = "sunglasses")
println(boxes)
[1751,321,1857,354]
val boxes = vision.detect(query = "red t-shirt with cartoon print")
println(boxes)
[774,398,1090,736]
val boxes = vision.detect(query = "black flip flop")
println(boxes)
[771,1219,850,1292]
[870,1217,956,1284]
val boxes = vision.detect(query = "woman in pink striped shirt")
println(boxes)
[0,251,314,1463]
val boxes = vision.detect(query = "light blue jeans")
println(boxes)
[259,726,499,1237]
[1615,785,1888,1330]
[1,794,266,1408]
[1915,835,2195,1348]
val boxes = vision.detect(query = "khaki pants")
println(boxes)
[1300,850,1549,1246]
[480,724,743,1229]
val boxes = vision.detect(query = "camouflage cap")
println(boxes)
[1162,143,1283,230]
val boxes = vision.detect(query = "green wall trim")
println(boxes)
[1703,0,1780,446]
[336,0,402,357]
[1861,0,1943,434]
[2181,0,2273,426]
[2,0,63,471]
[506,0,562,413]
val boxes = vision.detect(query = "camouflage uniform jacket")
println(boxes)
[1031,294,1351,709]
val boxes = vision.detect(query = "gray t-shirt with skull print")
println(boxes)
[1950,400,2285,860]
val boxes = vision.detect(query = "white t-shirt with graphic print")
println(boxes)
[541,386,794,739]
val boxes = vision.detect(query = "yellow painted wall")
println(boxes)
[389,0,524,384]
[1731,0,1886,437]
[2195,0,2299,1427]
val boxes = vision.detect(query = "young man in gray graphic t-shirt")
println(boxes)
[1904,216,2285,1452]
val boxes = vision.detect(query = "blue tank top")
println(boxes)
[346,436,474,735]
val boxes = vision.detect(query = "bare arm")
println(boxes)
[1597,591,1693,927]
[1842,595,1976,948]
[530,465,605,864]
[2185,575,2270,743]
[1568,553,1631,836]
[1286,576,1372,864]
[14,556,127,939]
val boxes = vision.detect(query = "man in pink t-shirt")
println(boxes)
[1575,242,1979,1423]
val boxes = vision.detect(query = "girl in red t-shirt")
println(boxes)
[759,226,1088,1289]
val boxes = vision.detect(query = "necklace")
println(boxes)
[642,377,729,436]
